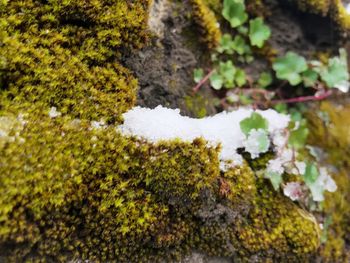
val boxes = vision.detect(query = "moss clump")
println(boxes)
[292,0,350,32]
[0,0,151,123]
[0,111,220,262]
[307,102,350,262]
[235,180,320,261]
[184,94,209,118]
[189,0,222,49]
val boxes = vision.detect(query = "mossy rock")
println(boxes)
[0,0,323,261]
[0,110,321,262]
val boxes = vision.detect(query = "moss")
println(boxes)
[306,101,350,262]
[0,111,220,262]
[189,0,222,49]
[292,0,350,32]
[0,0,151,123]
[184,94,208,118]
[0,0,323,261]
[235,180,320,260]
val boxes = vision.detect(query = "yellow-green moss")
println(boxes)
[0,0,152,123]
[307,101,350,262]
[236,180,320,260]
[184,94,208,118]
[0,111,220,262]
[293,0,350,32]
[0,0,323,261]
[189,0,222,49]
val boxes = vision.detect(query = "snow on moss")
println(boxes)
[119,105,290,166]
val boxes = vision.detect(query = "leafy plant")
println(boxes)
[193,68,204,83]
[240,112,268,135]
[320,49,349,92]
[249,17,271,48]
[222,0,248,28]
[239,112,337,202]
[258,72,273,89]
[272,52,308,85]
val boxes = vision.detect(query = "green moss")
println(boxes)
[235,180,320,260]
[307,102,350,262]
[184,94,208,118]
[0,111,220,261]
[0,0,323,261]
[0,0,151,123]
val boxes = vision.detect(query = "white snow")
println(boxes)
[119,105,290,167]
[242,128,270,159]
[346,3,350,15]
[48,107,61,118]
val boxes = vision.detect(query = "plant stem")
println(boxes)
[192,69,215,93]
[270,90,333,104]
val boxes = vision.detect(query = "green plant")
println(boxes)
[193,0,349,106]
[240,112,337,202]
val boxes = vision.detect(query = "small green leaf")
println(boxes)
[222,0,248,28]
[234,68,246,87]
[232,35,248,55]
[258,72,273,88]
[239,94,253,105]
[256,130,270,152]
[288,121,309,149]
[249,17,271,48]
[321,48,349,91]
[266,171,282,190]
[302,69,318,87]
[274,103,288,113]
[219,60,236,88]
[303,163,319,185]
[237,25,248,35]
[273,52,308,85]
[193,68,204,83]
[240,112,269,136]
[209,71,224,90]
[217,34,235,54]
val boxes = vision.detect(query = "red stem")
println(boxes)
[270,90,333,104]
[192,69,215,93]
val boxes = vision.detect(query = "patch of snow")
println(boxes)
[242,129,270,159]
[90,120,106,130]
[119,106,290,168]
[49,107,61,118]
[267,158,284,175]
[346,3,350,15]
[319,168,337,192]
